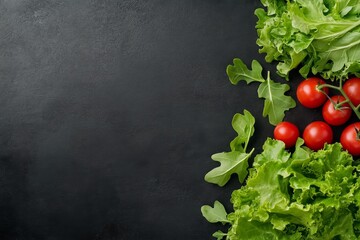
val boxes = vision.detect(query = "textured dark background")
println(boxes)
[0,1,326,240]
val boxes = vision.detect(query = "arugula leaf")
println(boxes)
[230,110,255,152]
[257,72,296,125]
[205,150,254,186]
[204,110,255,186]
[227,59,295,125]
[201,201,229,224]
[212,230,227,240]
[201,202,229,240]
[227,59,264,84]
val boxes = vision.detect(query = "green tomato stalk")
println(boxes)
[317,82,360,120]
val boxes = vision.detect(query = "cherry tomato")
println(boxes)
[274,122,300,148]
[340,122,360,156]
[343,77,360,107]
[322,95,352,126]
[296,77,329,108]
[303,121,333,151]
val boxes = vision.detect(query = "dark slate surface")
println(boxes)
[0,1,326,239]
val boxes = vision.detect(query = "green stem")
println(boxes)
[244,124,254,153]
[318,83,360,119]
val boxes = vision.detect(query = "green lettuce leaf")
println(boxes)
[227,217,288,240]
[208,139,360,239]
[256,0,360,80]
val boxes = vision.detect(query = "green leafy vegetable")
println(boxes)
[256,0,360,81]
[227,59,295,125]
[201,201,229,224]
[230,110,255,152]
[203,138,360,239]
[227,59,264,85]
[204,110,255,186]
[205,150,254,187]
[258,72,296,125]
[212,231,228,240]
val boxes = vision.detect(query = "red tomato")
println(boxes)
[303,121,333,151]
[274,122,300,148]
[296,77,329,108]
[340,122,360,156]
[322,95,352,126]
[343,77,360,107]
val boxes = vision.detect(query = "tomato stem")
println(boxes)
[334,100,351,111]
[318,82,360,120]
[355,127,360,141]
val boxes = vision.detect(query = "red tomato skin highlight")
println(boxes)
[296,77,329,108]
[343,77,360,107]
[273,122,300,148]
[303,121,333,151]
[340,122,360,156]
[322,95,352,126]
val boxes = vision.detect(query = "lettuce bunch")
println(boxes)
[203,139,360,239]
[256,0,360,81]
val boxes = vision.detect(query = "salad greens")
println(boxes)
[227,59,295,125]
[201,200,229,224]
[202,1,360,238]
[256,0,360,81]
[203,138,360,239]
[204,110,255,186]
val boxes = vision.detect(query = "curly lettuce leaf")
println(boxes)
[256,0,360,80]
[313,31,360,79]
[227,217,289,240]
[253,138,290,167]
[215,139,360,239]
